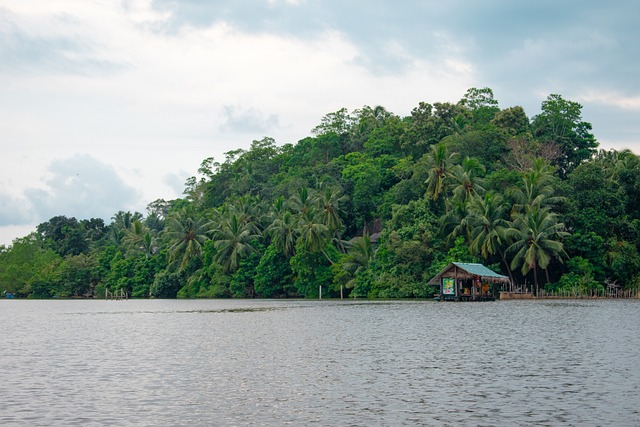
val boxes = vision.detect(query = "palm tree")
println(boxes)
[264,196,297,257]
[315,185,347,233]
[223,195,265,229]
[342,233,375,290]
[449,156,485,204]
[507,204,569,295]
[290,187,314,215]
[289,186,337,262]
[467,192,514,287]
[110,210,144,244]
[212,213,261,273]
[268,195,287,220]
[314,184,348,253]
[112,210,143,230]
[425,142,457,201]
[297,207,332,263]
[594,148,633,179]
[510,158,564,211]
[164,210,212,271]
[122,220,156,259]
[441,196,472,244]
[267,210,298,258]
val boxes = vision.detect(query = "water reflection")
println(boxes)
[1,299,639,426]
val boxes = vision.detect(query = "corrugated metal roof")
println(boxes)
[427,262,509,285]
[452,262,508,279]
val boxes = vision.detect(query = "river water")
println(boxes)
[0,299,639,426]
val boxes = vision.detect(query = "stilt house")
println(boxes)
[428,262,510,301]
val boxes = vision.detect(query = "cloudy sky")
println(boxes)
[1,0,638,245]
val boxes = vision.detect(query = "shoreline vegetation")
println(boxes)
[4,291,640,300]
[2,88,640,300]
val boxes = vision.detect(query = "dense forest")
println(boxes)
[2,88,639,299]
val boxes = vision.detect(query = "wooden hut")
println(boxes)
[429,262,510,301]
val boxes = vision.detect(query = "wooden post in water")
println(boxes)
[340,285,343,300]
[319,285,322,300]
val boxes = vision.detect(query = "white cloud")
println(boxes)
[0,153,142,245]
[219,105,281,134]
[1,0,638,247]
[577,91,640,111]
[267,0,305,6]
[1,2,473,245]
[163,172,190,196]
[23,154,140,223]
[0,224,37,247]
[0,193,33,226]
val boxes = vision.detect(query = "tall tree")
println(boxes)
[37,216,88,257]
[110,211,144,245]
[510,158,564,212]
[315,184,348,241]
[123,220,156,259]
[212,213,261,273]
[467,192,514,286]
[81,218,108,243]
[311,107,354,137]
[341,233,375,290]
[111,211,143,231]
[164,210,211,271]
[341,153,384,230]
[425,142,456,201]
[532,94,598,176]
[297,207,332,263]
[507,204,569,294]
[401,102,437,158]
[491,106,531,137]
[0,233,61,297]
[459,87,500,125]
[441,197,472,244]
[266,197,298,258]
[290,187,314,216]
[595,149,640,218]
[146,199,170,232]
[449,156,486,204]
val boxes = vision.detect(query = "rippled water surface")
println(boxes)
[1,299,639,426]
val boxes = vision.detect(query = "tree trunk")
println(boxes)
[321,249,334,265]
[544,268,550,287]
[498,248,515,292]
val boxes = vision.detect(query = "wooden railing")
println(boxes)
[105,288,128,300]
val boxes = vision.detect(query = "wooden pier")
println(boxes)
[105,288,128,300]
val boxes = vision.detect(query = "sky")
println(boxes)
[1,0,639,246]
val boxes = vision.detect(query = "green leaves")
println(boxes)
[507,204,569,293]
[425,142,457,201]
[212,212,260,274]
[5,90,638,300]
[165,209,211,271]
[532,94,598,176]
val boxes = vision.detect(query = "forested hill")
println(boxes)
[2,88,640,299]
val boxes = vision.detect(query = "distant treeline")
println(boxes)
[2,88,639,299]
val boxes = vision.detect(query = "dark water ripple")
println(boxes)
[1,299,639,426]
